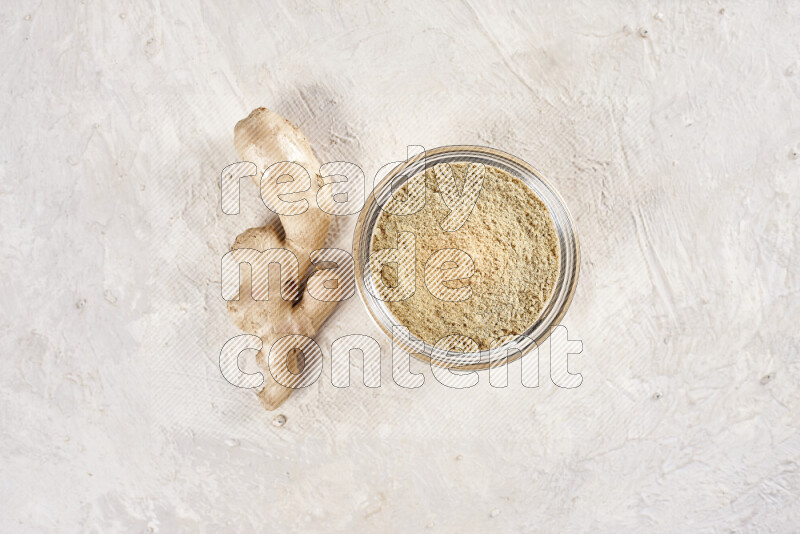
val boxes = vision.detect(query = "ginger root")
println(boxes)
[226,107,337,410]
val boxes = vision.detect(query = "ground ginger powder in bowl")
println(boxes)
[370,162,560,351]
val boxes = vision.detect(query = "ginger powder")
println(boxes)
[370,162,560,351]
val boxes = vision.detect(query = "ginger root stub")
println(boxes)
[226,107,336,411]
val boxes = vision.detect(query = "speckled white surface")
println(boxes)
[2,1,799,532]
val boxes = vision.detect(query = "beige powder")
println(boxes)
[370,162,560,351]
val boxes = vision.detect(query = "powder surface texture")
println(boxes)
[370,162,560,351]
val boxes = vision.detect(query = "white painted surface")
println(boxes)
[2,1,799,532]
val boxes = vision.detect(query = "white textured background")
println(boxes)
[2,0,799,532]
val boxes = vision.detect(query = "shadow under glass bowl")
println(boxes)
[353,145,580,371]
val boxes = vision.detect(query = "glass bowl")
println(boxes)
[353,145,580,370]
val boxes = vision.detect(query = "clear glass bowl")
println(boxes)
[353,145,580,370]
